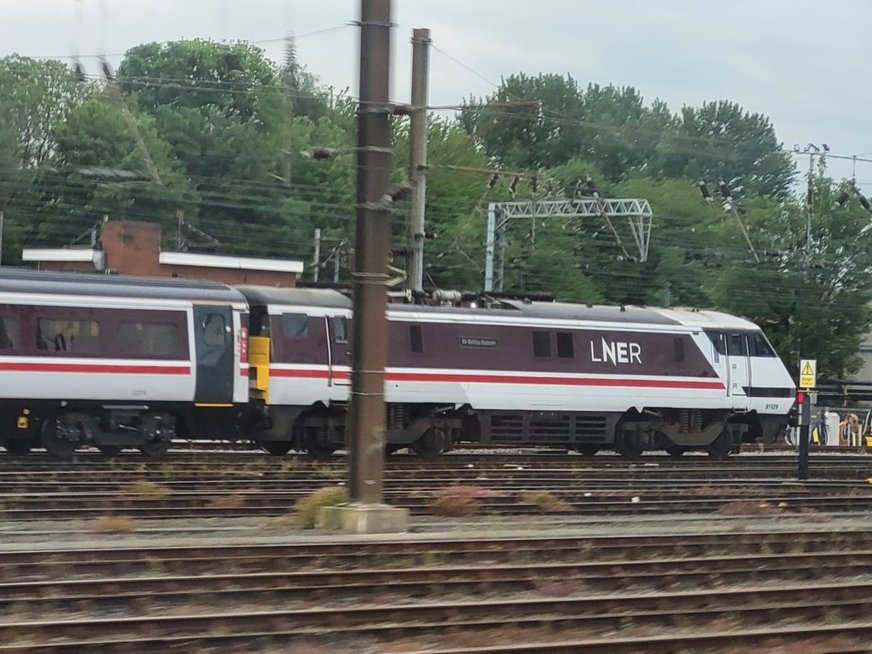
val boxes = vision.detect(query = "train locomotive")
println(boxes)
[240,287,796,459]
[0,269,796,458]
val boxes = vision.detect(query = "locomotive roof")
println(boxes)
[232,286,762,331]
[0,268,246,303]
[390,300,681,325]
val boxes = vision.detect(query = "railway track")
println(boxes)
[2,452,871,651]
[0,452,869,522]
[1,527,871,653]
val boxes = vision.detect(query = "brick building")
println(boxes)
[22,221,303,286]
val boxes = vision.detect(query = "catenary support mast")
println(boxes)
[347,0,392,505]
[406,28,431,292]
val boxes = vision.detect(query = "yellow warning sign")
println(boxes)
[799,359,816,389]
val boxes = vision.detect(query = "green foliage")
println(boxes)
[670,101,795,197]
[0,46,867,376]
[118,40,279,121]
[461,73,795,194]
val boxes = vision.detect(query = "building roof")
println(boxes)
[23,246,304,275]
[158,252,304,274]
[22,248,103,265]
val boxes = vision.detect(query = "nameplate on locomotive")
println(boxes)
[460,336,498,348]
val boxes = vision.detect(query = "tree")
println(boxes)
[664,100,795,197]
[704,167,872,377]
[118,40,279,122]
[0,56,91,169]
[460,73,586,171]
[25,98,196,247]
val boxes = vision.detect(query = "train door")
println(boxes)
[726,332,750,397]
[193,305,235,404]
[328,315,351,387]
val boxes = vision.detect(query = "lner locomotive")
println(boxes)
[239,287,796,459]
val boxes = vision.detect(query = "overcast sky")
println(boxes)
[3,0,871,186]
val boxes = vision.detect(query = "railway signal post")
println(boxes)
[797,359,816,481]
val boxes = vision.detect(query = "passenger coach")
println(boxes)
[0,269,248,456]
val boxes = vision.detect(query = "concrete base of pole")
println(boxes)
[318,502,409,534]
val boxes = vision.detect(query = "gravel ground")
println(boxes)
[2,511,871,549]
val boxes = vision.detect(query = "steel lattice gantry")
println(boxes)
[484,198,654,292]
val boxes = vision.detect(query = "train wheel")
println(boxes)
[262,440,292,456]
[706,431,732,460]
[617,432,644,460]
[576,444,600,456]
[140,438,171,458]
[96,444,123,457]
[41,420,78,459]
[304,430,336,461]
[618,445,643,460]
[412,427,450,459]
[2,440,31,456]
[665,445,686,458]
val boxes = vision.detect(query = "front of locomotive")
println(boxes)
[708,310,796,444]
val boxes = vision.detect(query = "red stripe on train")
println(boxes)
[270,368,724,390]
[0,362,191,375]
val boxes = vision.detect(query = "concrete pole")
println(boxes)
[0,211,4,266]
[347,0,392,505]
[484,203,496,292]
[406,28,430,292]
[806,153,814,253]
[312,228,321,283]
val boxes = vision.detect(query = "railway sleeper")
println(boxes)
[1,582,871,642]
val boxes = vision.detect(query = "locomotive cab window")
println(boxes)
[706,330,726,363]
[202,314,227,346]
[333,316,348,343]
[727,333,748,357]
[532,331,551,358]
[0,316,18,351]
[409,325,423,353]
[750,331,777,357]
[281,313,308,338]
[556,332,574,358]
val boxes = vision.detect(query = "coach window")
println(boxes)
[37,318,100,354]
[282,313,308,338]
[333,316,348,343]
[727,333,748,357]
[118,322,179,358]
[0,316,18,351]
[673,337,685,362]
[410,325,423,353]
[556,332,574,358]
[532,331,551,358]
